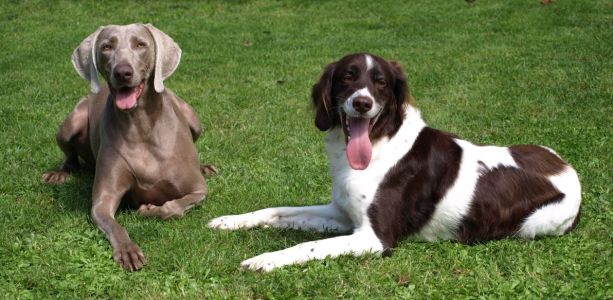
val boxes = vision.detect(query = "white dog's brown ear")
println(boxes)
[389,61,410,106]
[312,63,336,131]
[71,27,103,93]
[144,24,182,93]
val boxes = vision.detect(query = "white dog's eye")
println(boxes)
[136,42,147,48]
[343,72,354,82]
[375,76,386,87]
[101,44,113,51]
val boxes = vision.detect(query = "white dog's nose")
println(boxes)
[352,96,373,113]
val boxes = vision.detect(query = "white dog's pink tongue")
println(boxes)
[346,117,372,170]
[115,88,138,110]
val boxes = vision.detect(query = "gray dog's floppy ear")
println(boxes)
[144,24,182,93]
[71,27,103,93]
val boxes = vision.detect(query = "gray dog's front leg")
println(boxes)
[91,160,146,271]
[92,194,147,271]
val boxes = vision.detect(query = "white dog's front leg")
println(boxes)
[208,204,352,233]
[240,230,384,272]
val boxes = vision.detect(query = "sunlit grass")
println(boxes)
[0,0,611,298]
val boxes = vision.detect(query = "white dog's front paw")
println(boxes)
[208,215,244,230]
[208,209,277,230]
[240,251,290,272]
[208,213,263,230]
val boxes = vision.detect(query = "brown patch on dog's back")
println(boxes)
[510,145,567,176]
[456,167,564,244]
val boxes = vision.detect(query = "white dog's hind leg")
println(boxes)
[517,166,582,238]
[240,228,384,272]
[208,204,353,233]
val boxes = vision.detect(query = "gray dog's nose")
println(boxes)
[114,64,134,83]
[353,96,373,113]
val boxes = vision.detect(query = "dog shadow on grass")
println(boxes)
[42,163,133,215]
[233,226,342,255]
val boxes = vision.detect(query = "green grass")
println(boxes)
[1,0,612,298]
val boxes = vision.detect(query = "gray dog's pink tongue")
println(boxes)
[346,117,372,170]
[115,88,138,110]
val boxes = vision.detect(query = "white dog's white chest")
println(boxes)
[332,170,381,226]
[325,109,427,229]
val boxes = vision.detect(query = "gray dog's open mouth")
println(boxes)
[112,81,145,111]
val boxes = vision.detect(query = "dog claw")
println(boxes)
[41,171,70,184]
[137,202,184,219]
[240,252,286,272]
[137,204,160,217]
[208,216,241,230]
[113,242,146,271]
[200,164,219,177]
[208,212,268,230]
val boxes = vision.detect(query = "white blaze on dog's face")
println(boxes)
[312,53,410,170]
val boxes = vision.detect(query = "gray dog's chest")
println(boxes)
[115,140,200,206]
[127,179,183,206]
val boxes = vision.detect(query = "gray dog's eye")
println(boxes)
[136,42,147,48]
[101,44,113,51]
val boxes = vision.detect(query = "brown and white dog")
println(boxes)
[209,53,582,272]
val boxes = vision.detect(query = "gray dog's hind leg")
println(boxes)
[174,97,202,142]
[42,99,89,184]
[137,190,208,219]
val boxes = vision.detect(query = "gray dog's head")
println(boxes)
[71,24,181,111]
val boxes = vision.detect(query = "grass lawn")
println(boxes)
[1,0,611,298]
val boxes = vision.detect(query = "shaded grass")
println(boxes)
[0,0,611,298]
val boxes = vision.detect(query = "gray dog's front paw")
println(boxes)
[113,241,147,271]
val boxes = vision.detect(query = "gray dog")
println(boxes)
[43,24,215,271]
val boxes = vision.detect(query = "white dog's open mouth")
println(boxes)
[112,81,145,111]
[341,112,379,170]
